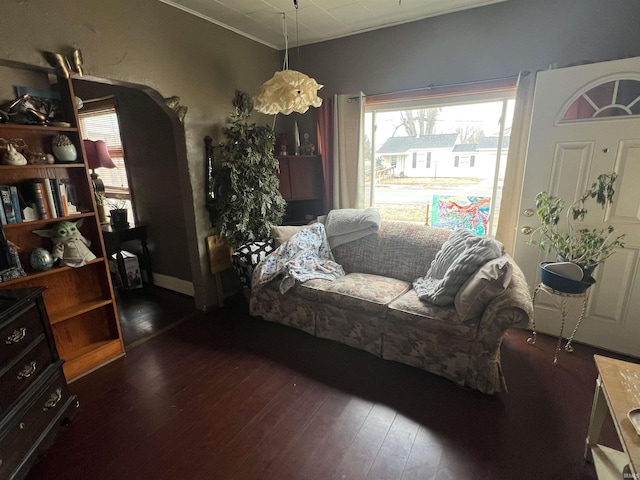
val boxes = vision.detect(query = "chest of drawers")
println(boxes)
[0,287,78,480]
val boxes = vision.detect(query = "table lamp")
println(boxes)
[84,139,116,223]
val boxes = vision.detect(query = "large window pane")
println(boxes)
[365,99,515,237]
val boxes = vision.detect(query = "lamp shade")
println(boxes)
[254,69,323,115]
[83,139,116,169]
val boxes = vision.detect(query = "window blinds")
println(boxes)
[78,100,130,196]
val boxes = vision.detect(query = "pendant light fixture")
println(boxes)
[254,0,323,115]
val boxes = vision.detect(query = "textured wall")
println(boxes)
[298,0,640,97]
[0,0,280,309]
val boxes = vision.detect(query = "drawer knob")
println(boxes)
[5,327,26,344]
[17,361,37,380]
[43,388,62,411]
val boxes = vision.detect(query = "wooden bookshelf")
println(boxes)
[0,69,124,381]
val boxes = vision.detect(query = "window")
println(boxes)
[412,152,417,168]
[78,99,134,220]
[364,78,516,236]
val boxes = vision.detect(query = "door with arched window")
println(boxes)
[514,57,640,357]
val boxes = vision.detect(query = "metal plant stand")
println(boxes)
[527,283,590,365]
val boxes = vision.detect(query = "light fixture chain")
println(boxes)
[295,0,300,89]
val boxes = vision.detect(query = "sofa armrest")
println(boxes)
[478,261,533,333]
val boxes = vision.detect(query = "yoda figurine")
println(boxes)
[33,219,96,267]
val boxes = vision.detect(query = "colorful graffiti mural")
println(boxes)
[431,195,491,235]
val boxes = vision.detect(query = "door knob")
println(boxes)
[521,226,533,235]
[523,208,535,217]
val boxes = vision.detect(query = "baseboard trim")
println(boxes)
[152,273,194,296]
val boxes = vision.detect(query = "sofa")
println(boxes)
[247,220,533,394]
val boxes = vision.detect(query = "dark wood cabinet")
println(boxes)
[0,287,78,480]
[276,155,325,225]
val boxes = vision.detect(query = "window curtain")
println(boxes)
[495,71,535,254]
[315,97,334,213]
[332,93,365,209]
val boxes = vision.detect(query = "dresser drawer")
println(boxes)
[0,301,44,367]
[0,364,73,480]
[0,337,52,412]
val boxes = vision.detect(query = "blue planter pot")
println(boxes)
[540,262,595,294]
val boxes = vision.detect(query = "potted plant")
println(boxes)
[207,90,286,249]
[528,172,625,291]
[106,196,129,229]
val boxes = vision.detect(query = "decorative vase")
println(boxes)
[51,134,77,163]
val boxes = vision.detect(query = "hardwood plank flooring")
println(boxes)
[25,290,634,480]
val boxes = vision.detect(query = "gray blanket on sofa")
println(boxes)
[321,207,381,248]
[413,228,502,306]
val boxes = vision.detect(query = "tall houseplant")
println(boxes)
[528,172,625,278]
[208,91,286,249]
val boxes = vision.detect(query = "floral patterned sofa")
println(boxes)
[249,221,533,394]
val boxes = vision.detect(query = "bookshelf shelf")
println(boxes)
[0,123,78,133]
[0,69,124,382]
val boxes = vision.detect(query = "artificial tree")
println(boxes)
[208,90,286,249]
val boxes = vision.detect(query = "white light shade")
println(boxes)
[254,69,323,115]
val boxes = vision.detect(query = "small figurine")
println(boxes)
[33,219,96,268]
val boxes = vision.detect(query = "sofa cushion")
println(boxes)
[413,229,503,306]
[315,272,410,314]
[386,289,478,341]
[454,255,513,321]
[271,225,309,248]
[331,221,452,282]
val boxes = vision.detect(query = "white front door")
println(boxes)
[513,57,640,357]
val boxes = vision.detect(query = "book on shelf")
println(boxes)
[0,192,6,225]
[0,185,17,224]
[59,179,79,215]
[49,178,64,218]
[9,186,23,223]
[37,178,59,219]
[14,179,81,222]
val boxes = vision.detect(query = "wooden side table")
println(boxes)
[527,283,589,365]
[101,224,153,288]
[585,355,640,478]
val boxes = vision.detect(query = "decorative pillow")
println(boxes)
[231,240,275,287]
[413,229,503,306]
[454,255,513,321]
[271,225,309,248]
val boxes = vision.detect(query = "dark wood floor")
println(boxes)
[25,288,631,480]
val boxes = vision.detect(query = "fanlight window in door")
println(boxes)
[561,79,640,121]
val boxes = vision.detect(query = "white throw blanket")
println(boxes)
[322,207,381,248]
[252,223,345,294]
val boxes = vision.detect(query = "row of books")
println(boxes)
[0,178,80,225]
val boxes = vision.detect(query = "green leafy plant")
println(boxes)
[208,90,286,249]
[528,172,625,272]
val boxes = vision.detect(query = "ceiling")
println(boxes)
[159,0,508,50]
